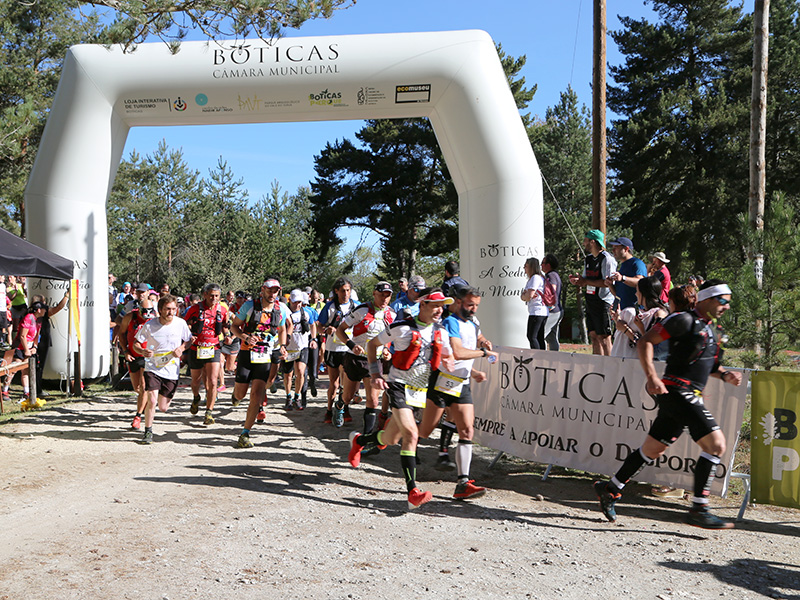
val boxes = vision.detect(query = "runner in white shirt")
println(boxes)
[133,295,192,445]
[335,281,396,446]
[347,288,455,510]
[419,285,499,500]
[281,289,318,411]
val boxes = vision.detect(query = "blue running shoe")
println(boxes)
[332,401,345,428]
[594,480,621,522]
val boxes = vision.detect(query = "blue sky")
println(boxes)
[123,1,656,246]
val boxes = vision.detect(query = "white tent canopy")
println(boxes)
[25,30,543,378]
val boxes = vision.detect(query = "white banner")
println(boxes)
[472,347,748,495]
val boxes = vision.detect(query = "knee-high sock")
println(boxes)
[610,447,655,492]
[455,439,473,481]
[439,420,457,452]
[401,451,417,492]
[692,452,720,508]
[363,407,377,435]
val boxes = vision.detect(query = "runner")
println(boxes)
[118,296,156,430]
[593,279,742,529]
[220,291,246,377]
[230,278,291,448]
[183,283,229,426]
[347,288,454,510]
[317,277,356,425]
[335,281,395,446]
[418,285,498,500]
[281,289,318,411]
[132,295,192,445]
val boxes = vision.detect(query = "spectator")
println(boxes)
[648,252,672,303]
[606,237,647,310]
[441,261,468,298]
[610,276,667,359]
[521,257,548,350]
[541,254,563,351]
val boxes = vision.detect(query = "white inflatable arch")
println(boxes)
[25,30,543,378]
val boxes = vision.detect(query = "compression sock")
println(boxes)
[401,450,418,492]
[609,447,654,493]
[455,439,473,480]
[692,452,721,509]
[241,428,250,437]
[439,420,457,452]
[363,407,377,434]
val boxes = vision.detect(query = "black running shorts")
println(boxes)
[647,388,720,445]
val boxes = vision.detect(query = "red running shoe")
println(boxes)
[131,415,141,430]
[256,408,266,423]
[348,431,364,468]
[453,480,487,500]
[407,488,432,510]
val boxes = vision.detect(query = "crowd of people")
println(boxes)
[108,261,500,510]
[1,274,68,406]
[5,244,741,527]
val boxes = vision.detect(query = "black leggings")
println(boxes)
[527,315,547,350]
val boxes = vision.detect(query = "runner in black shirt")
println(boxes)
[593,279,743,530]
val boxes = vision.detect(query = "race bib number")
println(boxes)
[286,350,301,362]
[404,384,427,408]
[153,352,176,369]
[586,285,597,295]
[434,372,466,397]
[197,345,215,359]
[251,349,271,364]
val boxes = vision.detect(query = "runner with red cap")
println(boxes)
[346,287,455,510]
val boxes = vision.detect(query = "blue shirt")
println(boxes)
[390,296,420,318]
[615,257,648,309]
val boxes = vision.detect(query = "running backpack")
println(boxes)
[542,274,557,307]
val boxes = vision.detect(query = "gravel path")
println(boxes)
[1,378,798,600]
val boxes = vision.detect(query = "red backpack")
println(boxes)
[542,274,557,307]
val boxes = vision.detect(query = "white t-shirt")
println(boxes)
[610,307,663,359]
[525,274,548,317]
[442,313,480,380]
[0,282,6,313]
[135,317,192,380]
[343,302,396,354]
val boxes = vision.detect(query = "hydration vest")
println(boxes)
[125,310,149,358]
[188,303,224,337]
[390,317,443,371]
[245,302,282,335]
[352,302,393,338]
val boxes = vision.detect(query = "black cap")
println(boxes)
[374,281,393,293]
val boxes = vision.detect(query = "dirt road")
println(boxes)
[1,382,798,600]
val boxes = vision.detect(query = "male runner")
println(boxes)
[418,285,498,500]
[132,295,192,445]
[317,277,356,425]
[119,297,156,430]
[593,279,742,529]
[184,283,229,425]
[335,281,395,444]
[230,278,291,448]
[347,289,454,510]
[282,289,317,411]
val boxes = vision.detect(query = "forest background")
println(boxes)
[1,0,798,367]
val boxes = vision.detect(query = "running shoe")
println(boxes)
[284,396,293,412]
[256,408,266,423]
[594,480,621,522]
[333,402,345,428]
[294,395,304,411]
[361,446,380,458]
[436,453,457,471]
[270,380,278,394]
[231,393,241,407]
[453,480,487,500]
[407,488,432,510]
[686,508,734,530]
[343,404,353,423]
[139,431,153,445]
[131,414,142,430]
[218,384,227,392]
[236,433,253,448]
[324,409,333,424]
[203,412,215,426]
[190,396,200,415]
[348,431,364,468]
[309,379,317,397]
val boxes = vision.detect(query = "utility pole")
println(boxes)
[750,0,769,358]
[750,0,769,287]
[592,0,607,234]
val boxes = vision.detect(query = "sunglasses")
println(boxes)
[715,297,731,306]
[266,287,281,293]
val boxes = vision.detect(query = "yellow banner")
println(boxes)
[69,279,81,345]
[751,371,800,509]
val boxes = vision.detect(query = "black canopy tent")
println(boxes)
[0,227,74,280]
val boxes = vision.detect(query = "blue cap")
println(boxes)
[609,236,634,250]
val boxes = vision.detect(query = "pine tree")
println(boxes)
[608,0,751,279]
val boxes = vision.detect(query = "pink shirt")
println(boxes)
[18,313,40,351]
[657,266,671,303]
